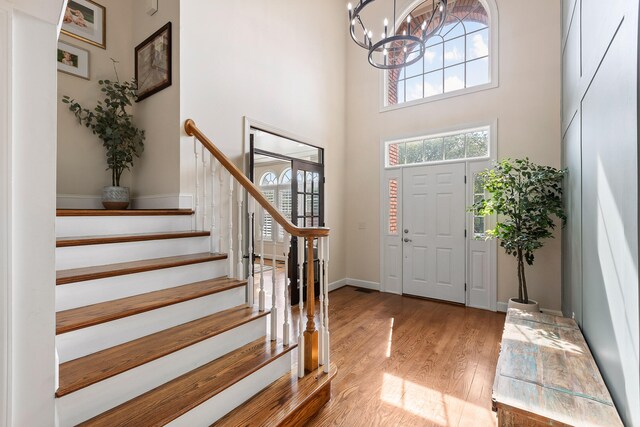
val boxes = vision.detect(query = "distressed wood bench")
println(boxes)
[492,308,623,426]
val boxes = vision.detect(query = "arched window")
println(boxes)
[279,168,292,184]
[260,172,277,186]
[386,0,494,106]
[278,168,292,239]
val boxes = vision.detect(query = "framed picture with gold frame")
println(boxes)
[61,0,106,49]
[135,22,172,102]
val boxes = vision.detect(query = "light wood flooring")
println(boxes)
[252,265,506,427]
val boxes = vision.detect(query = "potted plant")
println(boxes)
[62,61,145,209]
[471,158,566,312]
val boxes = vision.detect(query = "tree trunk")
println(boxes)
[517,248,528,304]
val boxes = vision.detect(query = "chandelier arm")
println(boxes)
[349,0,448,69]
[350,15,371,49]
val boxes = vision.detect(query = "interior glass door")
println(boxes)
[248,128,324,306]
[290,160,324,304]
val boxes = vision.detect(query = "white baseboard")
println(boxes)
[57,194,102,209]
[328,279,347,292]
[329,278,381,292]
[57,193,193,210]
[497,301,564,317]
[346,278,380,291]
[131,194,193,210]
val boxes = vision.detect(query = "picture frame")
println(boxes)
[61,0,106,49]
[135,22,172,102]
[57,41,90,80]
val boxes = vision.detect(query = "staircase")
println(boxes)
[54,118,336,427]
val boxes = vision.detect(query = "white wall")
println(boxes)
[131,0,181,208]
[1,0,63,424]
[57,0,134,208]
[345,0,563,310]
[180,0,348,282]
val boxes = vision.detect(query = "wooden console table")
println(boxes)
[492,309,623,426]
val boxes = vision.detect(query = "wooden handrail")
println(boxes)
[185,119,330,238]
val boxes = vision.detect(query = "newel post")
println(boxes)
[304,237,319,373]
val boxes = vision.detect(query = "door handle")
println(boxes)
[403,237,412,243]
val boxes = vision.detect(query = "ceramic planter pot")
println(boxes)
[507,297,540,313]
[102,186,130,210]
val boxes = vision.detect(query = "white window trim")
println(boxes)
[379,0,500,113]
[383,121,496,169]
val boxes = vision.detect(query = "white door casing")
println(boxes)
[466,161,497,311]
[402,163,466,303]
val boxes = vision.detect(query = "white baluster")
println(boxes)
[193,137,200,231]
[318,237,325,366]
[202,145,207,232]
[247,197,255,308]
[218,167,223,255]
[228,174,234,279]
[298,237,305,378]
[270,235,277,341]
[283,233,291,346]
[210,155,217,253]
[258,206,266,311]
[237,181,244,280]
[323,236,330,373]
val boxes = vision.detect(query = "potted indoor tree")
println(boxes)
[62,61,145,209]
[471,158,566,312]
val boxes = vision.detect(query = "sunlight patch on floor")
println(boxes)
[386,318,395,358]
[381,372,495,426]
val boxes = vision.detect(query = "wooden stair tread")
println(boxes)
[214,363,337,427]
[56,209,194,216]
[56,276,245,334]
[56,252,226,285]
[57,231,210,247]
[79,338,297,427]
[56,305,269,397]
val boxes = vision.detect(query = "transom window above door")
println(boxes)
[385,0,495,107]
[386,126,490,167]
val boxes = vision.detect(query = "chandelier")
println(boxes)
[348,0,448,70]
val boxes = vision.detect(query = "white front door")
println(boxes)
[402,163,466,303]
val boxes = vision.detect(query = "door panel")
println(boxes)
[402,163,466,303]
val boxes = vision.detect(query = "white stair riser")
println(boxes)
[168,352,293,427]
[56,215,193,238]
[56,261,227,311]
[56,236,211,270]
[56,318,267,427]
[57,286,245,362]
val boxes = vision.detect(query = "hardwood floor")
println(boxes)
[252,266,505,426]
[307,287,505,427]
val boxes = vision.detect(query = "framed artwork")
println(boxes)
[61,0,106,49]
[57,41,90,80]
[135,22,172,102]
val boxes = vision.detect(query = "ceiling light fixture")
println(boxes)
[348,0,448,70]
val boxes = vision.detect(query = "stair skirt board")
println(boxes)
[55,318,268,427]
[57,286,245,362]
[56,236,211,270]
[56,215,194,237]
[56,261,227,311]
[167,351,294,427]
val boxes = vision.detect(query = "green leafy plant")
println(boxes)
[471,158,566,304]
[62,60,145,187]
